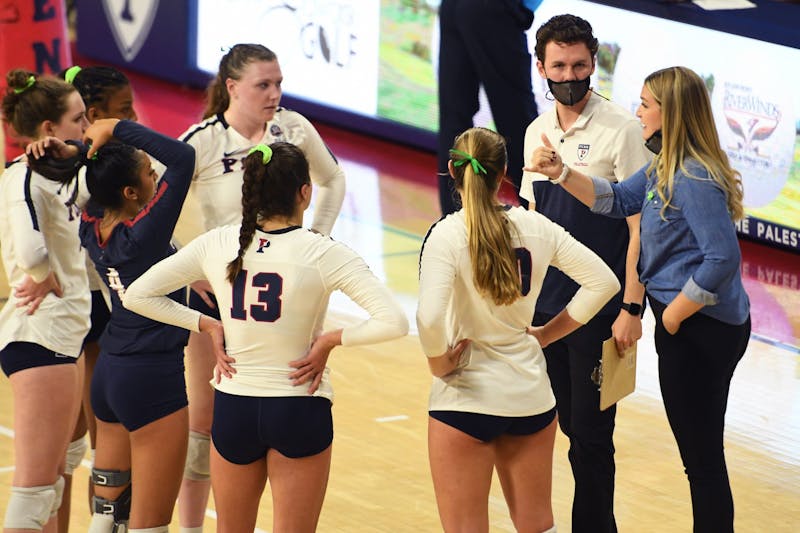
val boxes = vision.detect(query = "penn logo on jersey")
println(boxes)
[256,238,270,253]
[577,144,590,161]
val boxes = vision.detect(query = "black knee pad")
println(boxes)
[91,468,131,527]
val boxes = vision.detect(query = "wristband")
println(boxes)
[551,163,570,184]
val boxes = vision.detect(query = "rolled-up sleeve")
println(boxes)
[676,175,740,305]
[591,165,649,218]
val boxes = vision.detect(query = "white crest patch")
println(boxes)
[102,0,160,62]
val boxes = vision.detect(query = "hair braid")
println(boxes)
[226,158,266,283]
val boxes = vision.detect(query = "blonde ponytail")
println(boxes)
[451,128,520,306]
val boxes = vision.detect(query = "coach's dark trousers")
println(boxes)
[649,297,750,533]
[535,312,618,533]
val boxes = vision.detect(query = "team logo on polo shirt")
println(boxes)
[577,144,590,161]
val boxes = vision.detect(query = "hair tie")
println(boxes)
[449,148,487,175]
[248,144,272,164]
[13,76,36,95]
[64,66,82,84]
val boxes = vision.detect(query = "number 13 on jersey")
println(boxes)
[230,269,284,322]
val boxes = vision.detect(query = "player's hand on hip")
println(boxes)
[199,316,235,382]
[190,279,216,309]
[288,330,340,394]
[14,272,62,315]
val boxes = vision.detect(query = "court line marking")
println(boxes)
[751,332,800,354]
[375,415,409,423]
[204,509,268,533]
[381,250,421,258]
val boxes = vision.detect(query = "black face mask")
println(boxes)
[547,76,591,106]
[645,129,662,155]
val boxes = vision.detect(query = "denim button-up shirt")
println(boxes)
[591,159,750,325]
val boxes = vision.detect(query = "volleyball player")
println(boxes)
[57,64,139,530]
[124,141,407,532]
[417,127,620,532]
[175,43,346,531]
[0,69,90,532]
[41,117,195,533]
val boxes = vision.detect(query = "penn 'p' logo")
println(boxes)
[256,238,270,253]
[102,0,160,62]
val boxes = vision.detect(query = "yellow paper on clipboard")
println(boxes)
[599,338,637,411]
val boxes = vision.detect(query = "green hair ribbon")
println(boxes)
[64,66,82,84]
[13,76,36,95]
[248,144,272,164]
[449,148,487,175]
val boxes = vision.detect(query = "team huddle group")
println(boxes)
[0,11,751,533]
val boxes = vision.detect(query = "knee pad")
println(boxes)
[184,430,210,481]
[91,467,131,488]
[92,468,132,529]
[50,476,65,517]
[3,483,57,530]
[92,485,132,527]
[129,527,169,533]
[65,435,89,475]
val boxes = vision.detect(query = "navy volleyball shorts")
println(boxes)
[91,350,187,431]
[0,341,76,377]
[212,390,333,464]
[429,407,557,443]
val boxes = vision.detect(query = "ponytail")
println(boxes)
[451,128,520,306]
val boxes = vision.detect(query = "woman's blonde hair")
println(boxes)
[450,127,520,306]
[644,66,744,221]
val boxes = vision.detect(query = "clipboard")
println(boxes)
[597,338,637,411]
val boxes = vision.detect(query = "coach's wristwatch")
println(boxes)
[620,302,644,317]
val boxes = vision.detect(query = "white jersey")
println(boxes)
[416,207,620,417]
[124,225,408,401]
[179,108,345,235]
[0,162,90,357]
[520,92,651,204]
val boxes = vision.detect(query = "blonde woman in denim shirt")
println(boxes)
[527,66,750,533]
